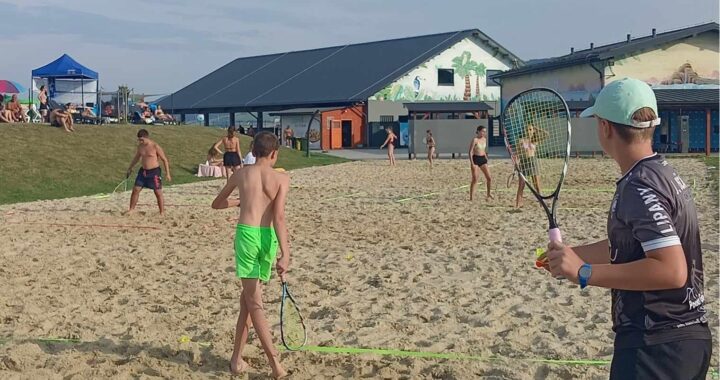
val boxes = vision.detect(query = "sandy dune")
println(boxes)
[1,157,717,379]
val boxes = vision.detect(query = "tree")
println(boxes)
[452,51,479,101]
[473,62,487,100]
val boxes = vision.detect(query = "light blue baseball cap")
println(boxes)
[580,78,661,128]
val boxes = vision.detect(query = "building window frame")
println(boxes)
[437,69,455,86]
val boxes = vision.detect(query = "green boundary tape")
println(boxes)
[396,192,442,203]
[397,185,469,203]
[0,337,608,366]
[493,188,615,193]
[397,184,614,204]
[281,345,611,366]
[7,338,718,372]
[484,206,605,211]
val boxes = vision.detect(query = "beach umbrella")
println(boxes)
[10,81,27,93]
[0,80,24,94]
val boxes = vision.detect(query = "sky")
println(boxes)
[2,0,718,94]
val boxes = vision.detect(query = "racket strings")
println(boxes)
[281,296,306,349]
[503,91,570,197]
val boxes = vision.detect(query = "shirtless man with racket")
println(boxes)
[212,131,290,378]
[125,129,172,215]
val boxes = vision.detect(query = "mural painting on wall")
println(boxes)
[452,51,487,101]
[284,116,321,149]
[308,128,321,143]
[659,63,719,85]
[373,51,488,102]
[370,38,507,102]
[613,56,720,86]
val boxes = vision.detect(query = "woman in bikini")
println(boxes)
[379,127,397,166]
[425,130,436,167]
[469,125,493,201]
[514,124,546,208]
[213,126,243,180]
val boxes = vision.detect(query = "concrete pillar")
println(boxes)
[257,112,264,131]
[229,112,236,127]
[203,113,210,126]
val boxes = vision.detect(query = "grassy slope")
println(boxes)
[0,124,348,204]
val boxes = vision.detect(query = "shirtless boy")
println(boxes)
[212,132,290,378]
[126,129,172,215]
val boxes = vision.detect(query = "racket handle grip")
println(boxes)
[548,228,562,243]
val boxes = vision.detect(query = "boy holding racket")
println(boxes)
[212,132,290,378]
[544,78,711,379]
[126,129,172,215]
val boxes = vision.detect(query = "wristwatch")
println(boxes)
[578,264,592,289]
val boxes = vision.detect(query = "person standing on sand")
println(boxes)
[514,123,546,208]
[212,132,290,379]
[542,78,711,379]
[424,130,436,167]
[214,126,243,180]
[126,129,172,215]
[468,125,493,201]
[379,127,397,166]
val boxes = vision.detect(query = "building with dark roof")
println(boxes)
[159,29,521,150]
[492,22,719,154]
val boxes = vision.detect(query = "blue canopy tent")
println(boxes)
[31,54,99,111]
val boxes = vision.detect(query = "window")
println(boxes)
[486,70,502,86]
[437,69,454,86]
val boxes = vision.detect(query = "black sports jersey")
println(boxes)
[607,154,710,348]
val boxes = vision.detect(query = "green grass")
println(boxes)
[0,124,348,204]
[701,155,719,194]
[702,155,719,169]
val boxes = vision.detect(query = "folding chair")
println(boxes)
[27,104,43,123]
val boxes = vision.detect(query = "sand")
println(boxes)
[0,157,717,380]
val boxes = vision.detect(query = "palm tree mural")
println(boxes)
[472,62,486,100]
[451,51,479,101]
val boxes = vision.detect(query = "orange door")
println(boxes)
[331,120,342,149]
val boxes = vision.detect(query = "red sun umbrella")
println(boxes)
[0,80,23,94]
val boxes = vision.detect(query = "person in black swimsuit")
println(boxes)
[214,126,243,180]
[468,126,492,201]
[379,127,397,166]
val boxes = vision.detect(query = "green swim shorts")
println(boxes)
[234,224,279,282]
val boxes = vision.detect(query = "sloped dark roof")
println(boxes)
[493,22,719,79]
[268,107,341,116]
[654,88,719,107]
[564,88,719,110]
[160,30,522,113]
[404,101,493,112]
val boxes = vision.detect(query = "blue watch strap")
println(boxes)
[578,263,592,289]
